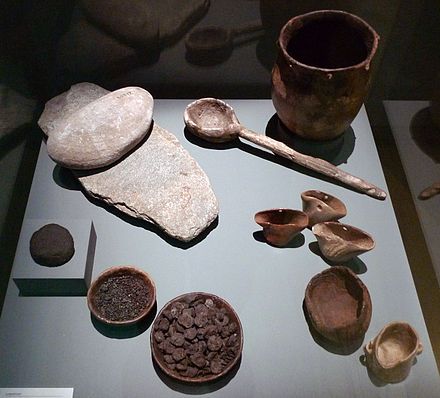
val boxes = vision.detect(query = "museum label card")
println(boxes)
[0,388,73,398]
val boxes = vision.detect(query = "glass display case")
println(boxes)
[1,1,439,396]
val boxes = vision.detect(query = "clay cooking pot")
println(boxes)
[364,322,423,383]
[271,10,379,140]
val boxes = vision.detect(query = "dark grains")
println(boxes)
[93,274,150,322]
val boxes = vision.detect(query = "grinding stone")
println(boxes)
[46,87,154,169]
[75,123,219,242]
[30,223,75,267]
[40,83,219,242]
[38,82,109,137]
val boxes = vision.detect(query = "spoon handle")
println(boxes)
[238,127,387,200]
[230,21,263,37]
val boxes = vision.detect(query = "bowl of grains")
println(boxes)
[87,266,156,326]
[151,292,243,383]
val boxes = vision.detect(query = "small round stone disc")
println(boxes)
[30,224,75,267]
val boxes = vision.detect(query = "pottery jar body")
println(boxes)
[364,322,423,383]
[271,10,379,140]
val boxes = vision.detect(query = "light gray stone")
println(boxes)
[38,82,109,136]
[39,83,218,241]
[47,87,154,169]
[75,124,219,242]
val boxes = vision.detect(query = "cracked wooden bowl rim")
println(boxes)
[304,266,372,344]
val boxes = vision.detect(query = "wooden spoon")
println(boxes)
[184,98,387,200]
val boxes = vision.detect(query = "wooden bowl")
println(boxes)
[304,266,372,345]
[312,221,375,262]
[151,292,243,383]
[87,266,156,326]
[255,208,308,246]
[364,322,423,383]
[301,190,347,227]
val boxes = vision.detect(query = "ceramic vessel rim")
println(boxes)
[312,221,375,249]
[306,266,367,299]
[373,321,421,367]
[301,189,339,202]
[87,265,156,326]
[301,190,346,209]
[254,208,309,226]
[279,9,380,73]
[150,291,244,383]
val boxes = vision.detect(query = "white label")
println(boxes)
[0,388,73,398]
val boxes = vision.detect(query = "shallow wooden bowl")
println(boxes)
[304,266,372,345]
[255,208,308,246]
[151,292,243,383]
[87,265,156,326]
[301,190,347,227]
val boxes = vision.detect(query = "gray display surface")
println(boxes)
[1,100,439,397]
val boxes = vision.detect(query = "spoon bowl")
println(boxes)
[185,21,263,59]
[184,98,239,143]
[185,26,232,54]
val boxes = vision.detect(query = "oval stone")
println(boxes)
[47,87,153,169]
[38,82,109,137]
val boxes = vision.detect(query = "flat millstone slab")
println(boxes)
[46,87,153,169]
[75,124,219,242]
[39,83,218,242]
